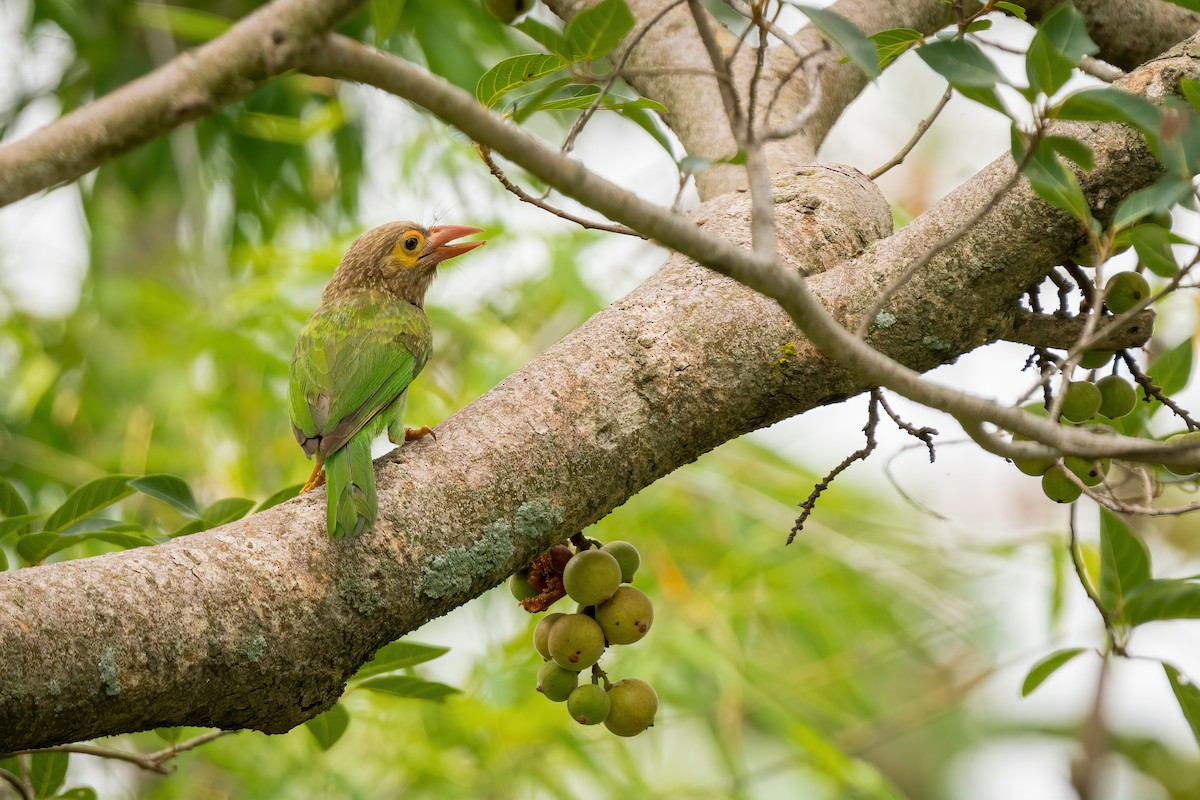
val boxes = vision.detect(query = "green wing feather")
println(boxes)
[288,292,432,538]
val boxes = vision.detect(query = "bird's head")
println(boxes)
[325,220,486,307]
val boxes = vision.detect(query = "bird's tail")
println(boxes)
[323,433,376,540]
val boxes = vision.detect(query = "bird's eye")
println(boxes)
[403,236,420,252]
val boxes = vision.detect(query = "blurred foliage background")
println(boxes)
[1,0,1199,798]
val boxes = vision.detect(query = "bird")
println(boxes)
[288,221,485,539]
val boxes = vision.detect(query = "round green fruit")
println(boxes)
[547,613,606,671]
[1042,465,1083,503]
[484,0,534,23]
[509,570,538,601]
[1011,433,1053,476]
[533,612,565,660]
[1079,350,1114,370]
[1096,375,1137,419]
[1064,456,1108,487]
[601,540,641,583]
[1104,272,1151,314]
[567,683,611,725]
[1163,431,1200,476]
[537,661,579,702]
[563,549,622,606]
[1060,381,1101,423]
[604,678,658,737]
[595,586,654,645]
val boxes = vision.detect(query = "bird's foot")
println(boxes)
[300,462,326,494]
[403,425,437,443]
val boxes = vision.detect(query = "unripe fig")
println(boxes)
[509,570,538,601]
[1104,272,1151,314]
[1079,350,1114,369]
[1064,456,1108,487]
[1061,381,1101,423]
[604,678,658,737]
[601,540,641,583]
[1011,432,1053,476]
[1042,465,1082,503]
[563,549,622,606]
[1163,431,1200,476]
[547,613,606,670]
[484,0,534,23]
[1096,375,1137,419]
[537,661,578,702]
[595,586,654,645]
[533,612,565,660]
[567,683,611,725]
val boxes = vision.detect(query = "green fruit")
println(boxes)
[1096,375,1137,419]
[484,0,534,23]
[1042,465,1082,503]
[1011,432,1053,476]
[1104,272,1151,314]
[509,570,538,601]
[601,541,641,583]
[533,612,565,660]
[604,678,658,737]
[1079,350,1114,370]
[537,661,579,702]
[547,613,606,671]
[595,586,654,645]
[1064,456,1108,487]
[1060,381,1101,423]
[563,549,622,606]
[1163,431,1200,476]
[567,683,611,725]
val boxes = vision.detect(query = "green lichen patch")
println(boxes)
[874,311,897,328]
[338,574,385,616]
[514,499,563,539]
[241,635,267,663]
[99,647,121,697]
[922,335,952,351]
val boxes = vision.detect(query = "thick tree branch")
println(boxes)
[0,0,364,208]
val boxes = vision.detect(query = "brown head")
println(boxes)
[322,221,486,308]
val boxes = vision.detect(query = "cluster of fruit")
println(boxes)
[510,540,658,736]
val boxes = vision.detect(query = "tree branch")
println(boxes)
[0,0,364,208]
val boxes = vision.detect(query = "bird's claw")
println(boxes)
[403,425,437,443]
[300,462,326,494]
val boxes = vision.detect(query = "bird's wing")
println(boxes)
[289,294,431,457]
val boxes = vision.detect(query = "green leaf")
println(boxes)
[1164,663,1200,748]
[1034,2,1097,64]
[29,751,68,798]
[530,88,667,112]
[201,497,256,529]
[1054,87,1162,136]
[356,675,461,702]
[917,39,1006,88]
[255,483,304,513]
[1161,0,1200,11]
[515,17,568,55]
[1125,579,1200,625]
[475,54,568,108]
[795,5,879,79]
[1026,28,1074,97]
[1180,77,1200,112]
[995,1,1027,19]
[351,640,451,682]
[1022,138,1094,225]
[130,474,200,518]
[0,547,6,571]
[128,3,232,42]
[1098,508,1152,617]
[304,703,351,751]
[1111,175,1193,231]
[0,514,39,539]
[1148,338,1193,397]
[564,0,634,62]
[957,84,1009,116]
[965,19,992,33]
[369,0,405,47]
[1042,135,1093,170]
[17,533,79,563]
[82,529,157,550]
[1129,223,1179,278]
[0,478,29,518]
[869,28,923,70]
[619,104,677,157]
[1021,647,1089,696]
[43,475,135,533]
[54,788,98,800]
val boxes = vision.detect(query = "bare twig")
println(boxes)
[788,390,881,543]
[1119,350,1198,431]
[1067,503,1123,654]
[877,392,937,462]
[0,767,32,800]
[1072,652,1111,800]
[477,146,644,237]
[1003,309,1155,351]
[5,730,234,776]
[869,86,953,180]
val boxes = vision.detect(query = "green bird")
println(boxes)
[289,221,485,539]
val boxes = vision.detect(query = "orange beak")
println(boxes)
[426,225,486,266]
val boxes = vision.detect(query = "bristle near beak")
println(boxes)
[425,225,486,266]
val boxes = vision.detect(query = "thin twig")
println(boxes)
[477,146,644,238]
[1068,503,1123,654]
[7,730,233,776]
[0,767,32,800]
[1119,350,1198,430]
[883,440,952,521]
[788,390,881,543]
[876,392,937,462]
[869,86,953,180]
